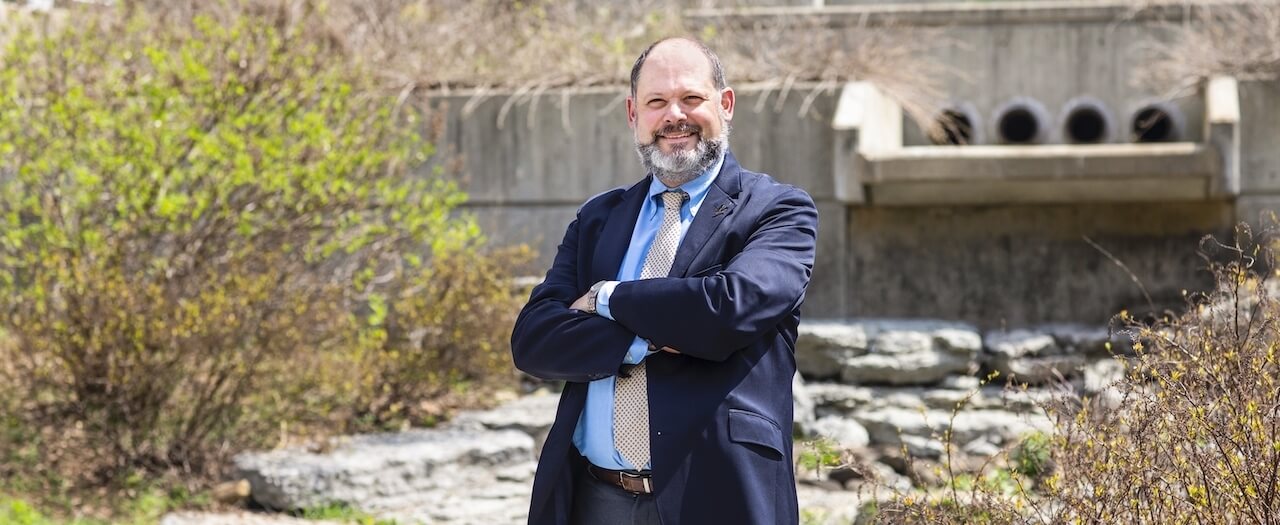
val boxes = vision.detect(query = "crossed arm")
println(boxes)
[510,188,817,382]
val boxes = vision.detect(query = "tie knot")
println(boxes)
[660,191,687,211]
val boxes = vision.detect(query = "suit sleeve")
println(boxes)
[510,209,638,382]
[606,187,817,362]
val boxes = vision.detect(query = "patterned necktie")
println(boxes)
[614,190,687,470]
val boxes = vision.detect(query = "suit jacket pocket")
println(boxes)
[690,263,724,278]
[728,409,785,461]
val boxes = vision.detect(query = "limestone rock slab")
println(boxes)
[234,427,533,511]
[811,416,871,450]
[796,320,872,379]
[801,319,980,386]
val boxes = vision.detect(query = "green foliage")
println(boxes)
[298,502,399,525]
[0,3,525,509]
[1008,432,1051,479]
[799,507,828,525]
[796,437,844,475]
[1,496,53,525]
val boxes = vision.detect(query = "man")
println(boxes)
[510,37,817,525]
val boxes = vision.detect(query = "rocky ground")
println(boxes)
[163,319,1127,524]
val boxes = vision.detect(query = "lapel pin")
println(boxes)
[713,203,731,217]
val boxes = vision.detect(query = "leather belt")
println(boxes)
[586,463,654,494]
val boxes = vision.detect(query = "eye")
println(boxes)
[647,98,665,108]
[683,95,704,104]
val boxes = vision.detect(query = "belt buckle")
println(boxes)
[618,471,653,494]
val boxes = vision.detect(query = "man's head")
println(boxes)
[627,38,735,188]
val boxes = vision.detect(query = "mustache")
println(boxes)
[654,122,702,138]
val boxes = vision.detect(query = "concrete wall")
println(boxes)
[429,83,1244,327]
[693,1,1208,146]
[426,2,1277,328]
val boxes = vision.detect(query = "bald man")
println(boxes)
[511,37,817,525]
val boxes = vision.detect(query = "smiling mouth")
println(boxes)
[658,132,697,141]
[655,122,701,143]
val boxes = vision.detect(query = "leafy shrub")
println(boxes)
[869,223,1280,524]
[1041,223,1280,523]
[0,1,523,495]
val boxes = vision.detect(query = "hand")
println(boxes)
[648,341,681,354]
[570,290,593,312]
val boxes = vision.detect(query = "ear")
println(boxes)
[719,87,735,121]
[626,96,638,129]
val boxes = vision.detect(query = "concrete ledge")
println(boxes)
[688,0,1253,28]
[832,76,1239,205]
[860,143,1218,205]
[869,178,1210,206]
[864,143,1216,182]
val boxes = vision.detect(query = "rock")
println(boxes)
[807,382,875,416]
[939,375,980,391]
[800,320,980,385]
[900,435,945,459]
[986,330,1057,359]
[448,393,558,437]
[811,417,871,450]
[375,480,530,525]
[798,484,866,525]
[962,437,1002,458]
[210,479,251,505]
[839,320,981,386]
[794,371,816,435]
[852,407,1052,448]
[796,320,871,379]
[870,461,913,492]
[984,328,1092,384]
[160,512,340,525]
[234,427,534,511]
[1040,323,1110,355]
[1082,358,1126,396]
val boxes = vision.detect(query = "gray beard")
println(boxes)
[635,126,730,187]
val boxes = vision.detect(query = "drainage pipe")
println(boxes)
[1059,96,1114,144]
[930,103,982,145]
[993,97,1050,145]
[1129,101,1185,143]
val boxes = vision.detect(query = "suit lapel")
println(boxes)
[591,178,648,284]
[669,152,742,277]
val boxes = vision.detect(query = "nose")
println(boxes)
[663,102,687,124]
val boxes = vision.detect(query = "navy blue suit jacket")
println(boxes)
[511,151,817,525]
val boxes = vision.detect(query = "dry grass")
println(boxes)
[97,0,950,128]
[1134,0,1280,95]
[868,222,1280,524]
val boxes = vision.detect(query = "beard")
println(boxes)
[635,118,730,187]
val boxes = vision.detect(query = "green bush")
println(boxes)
[0,2,522,496]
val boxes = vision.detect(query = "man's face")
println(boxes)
[627,41,735,187]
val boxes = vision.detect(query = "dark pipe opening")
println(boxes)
[934,109,974,145]
[998,107,1040,144]
[1132,106,1175,142]
[1065,106,1108,144]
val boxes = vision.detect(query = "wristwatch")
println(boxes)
[583,280,607,315]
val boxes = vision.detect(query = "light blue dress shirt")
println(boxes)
[572,153,724,471]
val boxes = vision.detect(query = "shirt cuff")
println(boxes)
[595,281,620,320]
[622,336,650,365]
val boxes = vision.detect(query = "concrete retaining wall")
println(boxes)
[423,2,1280,327]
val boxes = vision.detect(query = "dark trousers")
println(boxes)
[570,466,662,525]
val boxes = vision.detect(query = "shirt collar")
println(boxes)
[645,151,724,206]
